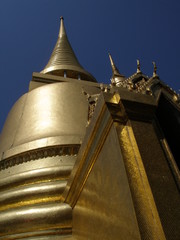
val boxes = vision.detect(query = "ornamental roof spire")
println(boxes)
[108,53,125,86]
[152,61,158,77]
[136,59,141,73]
[41,17,96,82]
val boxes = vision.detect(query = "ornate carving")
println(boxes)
[0,145,80,171]
[87,94,99,124]
[82,89,100,125]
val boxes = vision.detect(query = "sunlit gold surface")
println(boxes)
[0,75,179,238]
[0,77,101,238]
[116,122,166,239]
[63,93,141,239]
[62,92,172,239]
[72,125,141,239]
[0,83,98,157]
[41,17,96,82]
[0,203,72,237]
[0,17,179,238]
[0,153,75,238]
[0,230,73,240]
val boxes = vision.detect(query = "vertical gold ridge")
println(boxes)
[64,104,112,207]
[116,121,166,239]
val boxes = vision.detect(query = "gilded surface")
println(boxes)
[131,120,180,239]
[0,144,80,170]
[1,17,179,240]
[63,94,141,239]
[41,17,96,82]
[0,203,72,237]
[73,125,141,239]
[0,83,93,157]
[63,93,168,239]
[0,153,76,238]
[0,79,101,239]
[116,121,166,239]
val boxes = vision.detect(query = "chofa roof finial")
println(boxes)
[137,59,141,73]
[108,52,125,85]
[152,61,158,77]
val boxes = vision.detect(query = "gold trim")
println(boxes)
[161,138,180,189]
[64,103,114,207]
[0,228,72,240]
[0,144,80,171]
[0,196,62,212]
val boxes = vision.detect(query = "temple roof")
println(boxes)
[41,17,96,82]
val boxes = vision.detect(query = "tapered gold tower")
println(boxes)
[0,18,179,240]
[41,17,96,82]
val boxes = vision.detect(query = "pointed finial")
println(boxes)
[108,53,123,77]
[59,16,66,38]
[108,52,116,72]
[137,59,141,73]
[41,17,96,82]
[108,52,125,86]
[152,61,158,77]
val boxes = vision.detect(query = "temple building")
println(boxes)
[0,17,179,240]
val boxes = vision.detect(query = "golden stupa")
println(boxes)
[0,17,179,240]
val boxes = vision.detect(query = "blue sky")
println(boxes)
[0,0,180,131]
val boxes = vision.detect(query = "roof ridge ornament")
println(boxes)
[136,59,141,73]
[41,17,96,82]
[108,53,125,86]
[152,61,158,77]
[109,53,120,76]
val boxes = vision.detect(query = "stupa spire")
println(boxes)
[59,16,66,38]
[41,17,96,82]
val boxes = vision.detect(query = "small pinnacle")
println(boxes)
[108,53,125,86]
[137,59,141,73]
[60,16,64,20]
[152,61,157,77]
